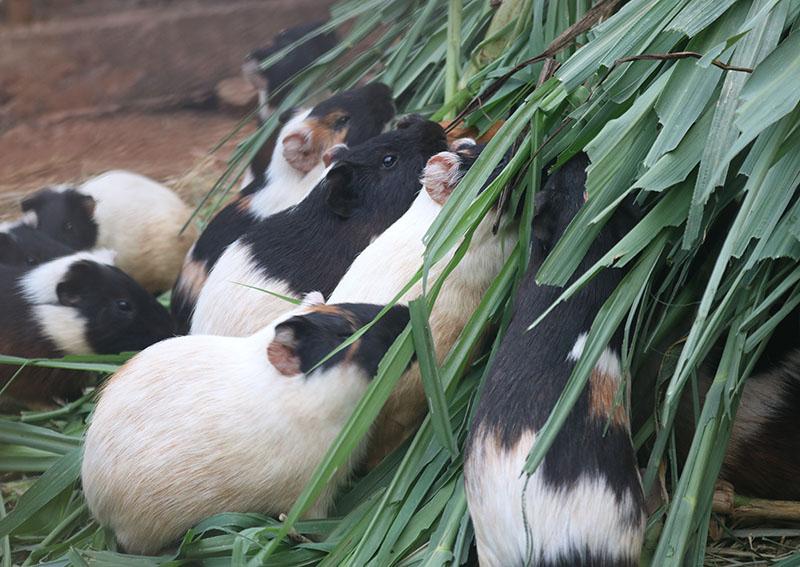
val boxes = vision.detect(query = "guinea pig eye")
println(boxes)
[334,115,350,129]
[25,256,37,266]
[382,154,398,169]
[115,299,132,312]
[63,221,73,232]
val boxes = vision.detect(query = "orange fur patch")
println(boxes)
[440,120,505,145]
[589,369,627,427]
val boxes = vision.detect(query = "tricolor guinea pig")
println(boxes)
[188,116,447,338]
[328,139,518,467]
[0,250,174,404]
[242,20,338,124]
[171,83,396,334]
[81,297,409,555]
[674,326,800,501]
[0,220,74,266]
[464,154,646,566]
[20,171,199,294]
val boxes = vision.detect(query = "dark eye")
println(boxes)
[25,256,37,266]
[63,221,73,232]
[116,299,132,312]
[334,115,350,129]
[382,154,397,169]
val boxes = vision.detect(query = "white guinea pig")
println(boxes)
[328,139,517,467]
[21,171,198,294]
[81,295,409,555]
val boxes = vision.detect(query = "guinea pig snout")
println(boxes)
[282,128,323,174]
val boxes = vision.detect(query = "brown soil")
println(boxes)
[0,108,254,218]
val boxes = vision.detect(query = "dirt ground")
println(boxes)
[0,108,253,219]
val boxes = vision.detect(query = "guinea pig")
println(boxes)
[675,344,800,501]
[464,154,646,566]
[242,20,338,124]
[81,297,410,555]
[328,139,518,467]
[171,83,396,334]
[188,116,447,338]
[20,171,199,294]
[0,250,175,404]
[0,220,74,266]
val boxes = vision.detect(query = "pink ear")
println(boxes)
[281,129,318,174]
[323,144,348,168]
[422,152,461,205]
[267,327,301,376]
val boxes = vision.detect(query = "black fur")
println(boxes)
[237,118,447,296]
[0,257,174,402]
[246,21,338,109]
[171,85,396,334]
[20,188,98,250]
[0,224,75,266]
[466,153,645,559]
[277,303,409,378]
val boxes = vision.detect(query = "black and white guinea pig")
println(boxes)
[171,84,395,334]
[20,171,199,294]
[242,20,338,124]
[0,220,74,266]
[0,250,175,403]
[329,139,519,467]
[82,295,409,555]
[187,116,447,338]
[464,153,646,566]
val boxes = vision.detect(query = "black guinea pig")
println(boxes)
[242,20,338,123]
[189,116,448,337]
[0,221,75,266]
[171,83,396,334]
[0,250,175,404]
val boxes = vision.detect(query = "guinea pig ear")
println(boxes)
[78,194,96,218]
[323,143,348,168]
[55,260,97,307]
[422,152,462,206]
[449,137,476,152]
[267,317,313,376]
[278,107,298,125]
[325,164,359,218]
[20,189,51,214]
[396,114,426,129]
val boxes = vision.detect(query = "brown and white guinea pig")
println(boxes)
[464,154,646,566]
[329,139,517,467]
[188,117,448,338]
[81,295,410,555]
[0,219,74,266]
[20,171,199,294]
[242,20,338,124]
[0,250,174,404]
[171,83,395,334]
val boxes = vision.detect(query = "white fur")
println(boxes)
[78,171,198,293]
[465,334,644,565]
[19,250,116,354]
[82,308,372,554]
[567,332,622,380]
[190,240,299,336]
[329,179,517,464]
[465,430,644,566]
[247,108,328,217]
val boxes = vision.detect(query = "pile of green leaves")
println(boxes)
[2,0,800,564]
